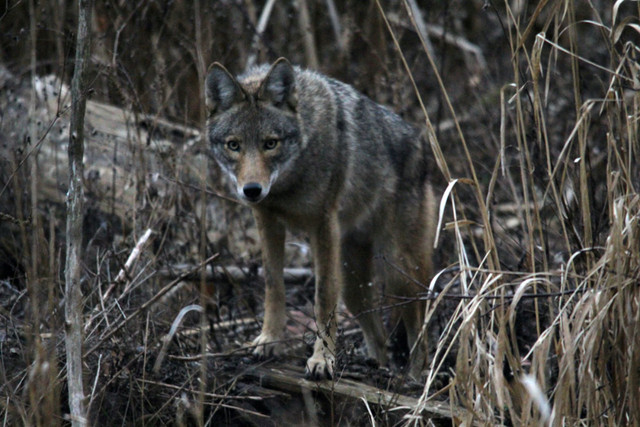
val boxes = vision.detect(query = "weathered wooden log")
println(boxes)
[1,68,205,221]
[158,264,313,285]
[244,364,473,425]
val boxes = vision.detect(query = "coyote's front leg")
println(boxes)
[252,210,286,357]
[306,212,341,379]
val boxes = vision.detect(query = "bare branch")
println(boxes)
[102,228,154,299]
[404,0,439,70]
[324,0,344,52]
[245,0,277,69]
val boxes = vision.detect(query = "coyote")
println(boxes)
[205,58,436,379]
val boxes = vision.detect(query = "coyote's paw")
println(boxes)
[305,352,335,380]
[251,332,282,358]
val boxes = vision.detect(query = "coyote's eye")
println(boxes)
[226,139,240,151]
[264,138,279,150]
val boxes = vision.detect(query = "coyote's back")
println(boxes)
[205,58,436,379]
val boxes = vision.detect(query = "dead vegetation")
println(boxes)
[1,0,639,425]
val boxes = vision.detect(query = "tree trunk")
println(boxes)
[65,0,93,425]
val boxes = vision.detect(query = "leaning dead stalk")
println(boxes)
[65,0,93,425]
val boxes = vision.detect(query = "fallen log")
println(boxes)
[158,264,313,285]
[1,67,265,263]
[244,364,473,425]
[1,68,204,221]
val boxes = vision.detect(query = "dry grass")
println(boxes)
[391,1,640,425]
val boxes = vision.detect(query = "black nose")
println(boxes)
[243,182,263,201]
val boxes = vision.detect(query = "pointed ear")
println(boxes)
[258,58,297,111]
[205,63,245,115]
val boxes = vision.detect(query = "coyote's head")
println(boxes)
[205,58,300,204]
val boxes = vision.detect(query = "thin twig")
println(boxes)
[324,0,344,52]
[160,175,239,204]
[102,227,154,299]
[138,379,270,418]
[404,0,438,70]
[245,0,277,69]
[84,254,219,358]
